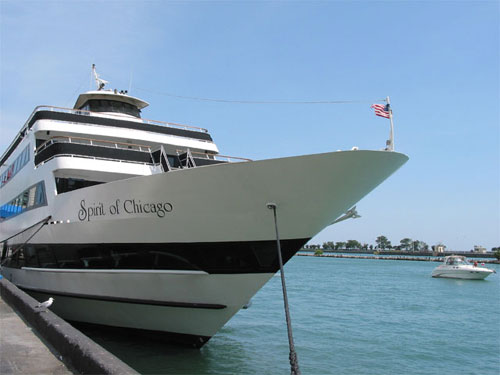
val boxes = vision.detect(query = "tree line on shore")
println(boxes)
[304,235,499,253]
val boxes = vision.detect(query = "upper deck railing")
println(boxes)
[185,150,252,163]
[34,135,154,167]
[35,136,153,155]
[31,105,209,133]
[33,136,250,169]
[1,104,211,167]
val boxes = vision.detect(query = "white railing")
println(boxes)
[35,136,152,155]
[34,136,154,167]
[2,105,211,166]
[35,153,155,168]
[178,149,252,163]
[211,154,252,163]
[30,105,209,133]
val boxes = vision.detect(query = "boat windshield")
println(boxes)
[445,257,469,266]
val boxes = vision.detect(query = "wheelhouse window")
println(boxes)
[81,99,141,118]
[0,181,47,220]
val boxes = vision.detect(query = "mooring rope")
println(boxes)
[0,215,51,264]
[267,203,301,375]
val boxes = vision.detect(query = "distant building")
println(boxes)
[473,245,487,253]
[434,244,446,253]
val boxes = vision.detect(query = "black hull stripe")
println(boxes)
[5,238,309,274]
[21,286,227,309]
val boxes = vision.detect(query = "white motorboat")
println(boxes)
[0,66,408,347]
[431,256,495,280]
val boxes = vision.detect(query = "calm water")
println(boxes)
[79,256,500,375]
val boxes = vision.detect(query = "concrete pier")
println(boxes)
[1,295,72,374]
[0,278,138,375]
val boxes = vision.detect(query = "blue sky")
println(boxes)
[1,1,498,251]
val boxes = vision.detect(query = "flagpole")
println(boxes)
[386,96,394,151]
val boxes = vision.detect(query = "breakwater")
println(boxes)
[302,249,497,258]
[298,253,499,263]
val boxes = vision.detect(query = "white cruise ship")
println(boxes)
[0,66,408,347]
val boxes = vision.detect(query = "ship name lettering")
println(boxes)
[123,199,173,218]
[78,200,106,221]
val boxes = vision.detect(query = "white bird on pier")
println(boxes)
[34,297,54,312]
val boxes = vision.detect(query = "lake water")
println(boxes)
[78,256,500,374]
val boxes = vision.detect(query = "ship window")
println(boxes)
[0,145,30,188]
[83,99,141,118]
[24,246,39,267]
[21,191,29,209]
[2,240,301,272]
[37,247,59,268]
[167,156,177,166]
[55,178,104,194]
[35,182,46,205]
[6,248,24,268]
[0,181,47,220]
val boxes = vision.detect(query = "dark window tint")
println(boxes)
[1,145,30,188]
[55,178,103,194]
[83,99,141,118]
[0,181,47,220]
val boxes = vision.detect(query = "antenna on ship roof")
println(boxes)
[92,64,108,91]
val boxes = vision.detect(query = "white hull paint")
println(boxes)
[4,267,272,340]
[2,150,408,244]
[2,150,407,344]
[431,266,494,280]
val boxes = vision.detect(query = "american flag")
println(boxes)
[371,103,391,119]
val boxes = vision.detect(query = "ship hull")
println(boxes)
[5,267,274,347]
[431,267,494,280]
[1,150,408,244]
[1,150,408,345]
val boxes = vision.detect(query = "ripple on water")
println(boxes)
[78,257,500,375]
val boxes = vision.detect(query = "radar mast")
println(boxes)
[92,64,108,91]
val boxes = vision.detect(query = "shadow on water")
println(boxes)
[72,322,251,375]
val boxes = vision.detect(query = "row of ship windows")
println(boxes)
[80,99,142,118]
[0,181,47,220]
[0,145,30,188]
[0,177,98,221]
[2,243,283,273]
